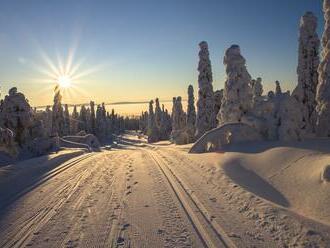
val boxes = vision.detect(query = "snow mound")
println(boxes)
[189,122,263,153]
[61,134,101,151]
[321,165,330,182]
[220,139,330,224]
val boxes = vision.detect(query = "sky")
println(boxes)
[0,0,323,108]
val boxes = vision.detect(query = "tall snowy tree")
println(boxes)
[147,100,159,142]
[71,105,79,135]
[52,85,65,136]
[79,105,88,132]
[63,104,70,135]
[316,0,330,137]
[154,98,162,128]
[218,45,253,125]
[171,96,187,144]
[214,89,223,125]
[186,85,196,142]
[90,101,96,134]
[292,12,320,133]
[195,41,216,138]
[0,87,34,146]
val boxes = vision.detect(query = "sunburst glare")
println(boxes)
[29,43,105,104]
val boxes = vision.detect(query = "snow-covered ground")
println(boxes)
[0,133,329,247]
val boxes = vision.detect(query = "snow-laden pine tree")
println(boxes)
[63,104,70,135]
[159,104,171,139]
[96,104,107,140]
[196,41,216,138]
[71,105,79,135]
[90,101,96,134]
[52,85,65,136]
[218,45,253,125]
[79,105,88,132]
[292,12,320,133]
[0,87,34,146]
[147,100,159,142]
[275,80,282,97]
[316,0,330,137]
[154,98,162,129]
[44,106,52,136]
[171,96,187,144]
[214,89,223,125]
[186,85,196,142]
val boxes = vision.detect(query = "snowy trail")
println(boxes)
[1,133,329,247]
[0,138,213,247]
[146,149,235,248]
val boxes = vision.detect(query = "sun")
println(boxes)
[57,75,72,88]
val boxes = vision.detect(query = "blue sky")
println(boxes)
[0,0,323,106]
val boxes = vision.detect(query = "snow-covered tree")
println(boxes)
[316,0,330,137]
[79,105,88,132]
[218,45,253,125]
[292,12,320,133]
[147,100,159,142]
[96,104,107,141]
[0,87,34,146]
[196,41,216,138]
[275,80,282,97]
[90,101,96,134]
[63,104,70,135]
[71,105,79,135]
[159,104,171,140]
[154,98,162,128]
[171,96,187,144]
[251,78,263,99]
[186,85,196,142]
[52,85,65,136]
[214,89,223,125]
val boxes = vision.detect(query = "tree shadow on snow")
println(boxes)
[223,160,290,207]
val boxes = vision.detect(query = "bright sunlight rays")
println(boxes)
[58,75,72,88]
[29,42,106,104]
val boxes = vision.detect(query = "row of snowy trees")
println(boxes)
[0,84,139,157]
[48,86,138,142]
[143,2,330,145]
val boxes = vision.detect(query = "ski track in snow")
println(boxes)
[0,133,329,247]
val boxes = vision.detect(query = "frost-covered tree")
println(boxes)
[171,97,186,132]
[154,98,162,128]
[316,0,330,137]
[0,87,34,146]
[251,78,263,99]
[275,80,282,97]
[43,106,52,136]
[139,111,148,134]
[96,104,107,140]
[214,89,223,125]
[147,100,159,142]
[292,12,320,133]
[90,101,96,134]
[79,105,88,132]
[196,41,216,138]
[218,45,253,125]
[171,96,188,144]
[52,85,65,136]
[186,85,196,142]
[63,104,70,135]
[159,104,171,139]
[71,105,79,135]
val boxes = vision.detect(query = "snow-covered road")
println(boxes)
[1,133,329,247]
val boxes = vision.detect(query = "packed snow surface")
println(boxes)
[0,132,329,247]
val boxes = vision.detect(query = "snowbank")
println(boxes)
[219,139,330,225]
